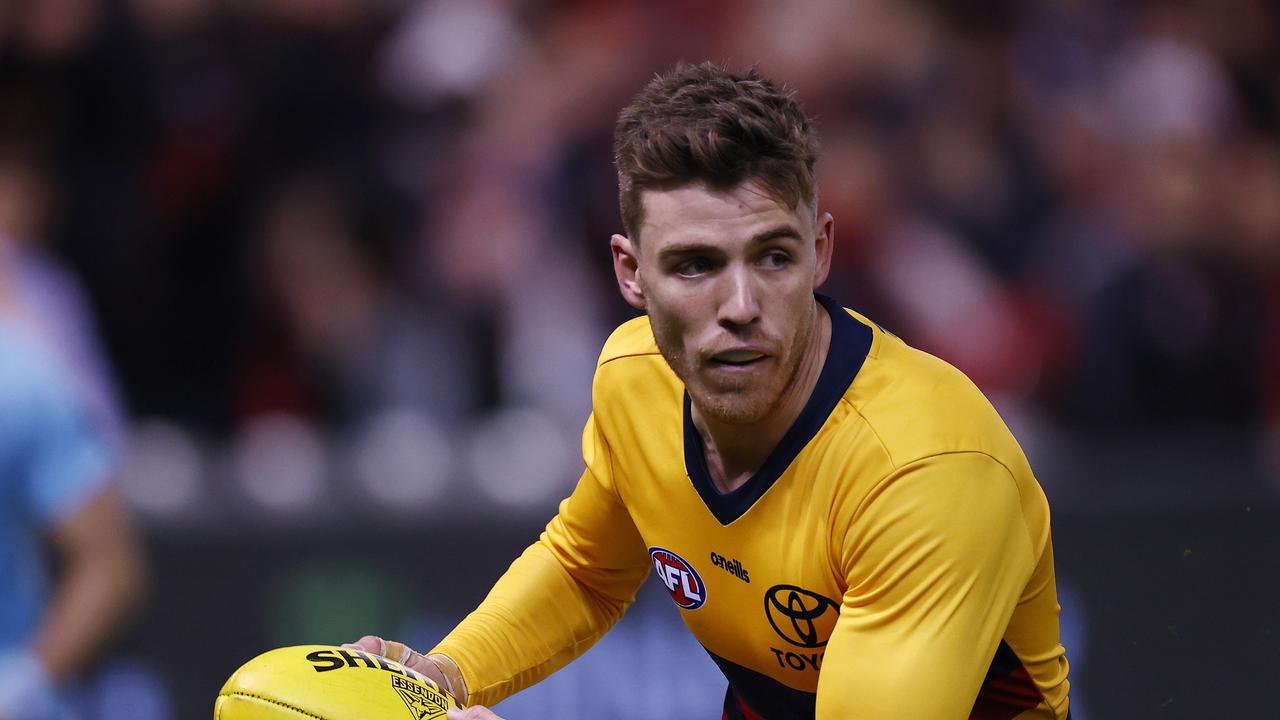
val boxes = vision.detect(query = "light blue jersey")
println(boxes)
[0,319,113,671]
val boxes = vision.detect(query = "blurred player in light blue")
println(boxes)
[0,232,147,718]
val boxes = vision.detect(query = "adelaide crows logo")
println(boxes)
[649,547,706,610]
[764,584,839,648]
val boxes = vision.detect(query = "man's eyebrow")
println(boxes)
[658,225,803,256]
[750,225,803,245]
[656,242,721,259]
[654,225,804,260]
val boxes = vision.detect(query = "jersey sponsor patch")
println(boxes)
[763,585,839,648]
[649,546,706,610]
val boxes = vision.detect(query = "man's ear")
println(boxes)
[611,234,646,310]
[814,212,834,288]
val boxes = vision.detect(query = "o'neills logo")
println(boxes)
[710,552,750,583]
[649,547,706,610]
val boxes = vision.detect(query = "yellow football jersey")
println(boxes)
[433,295,1070,719]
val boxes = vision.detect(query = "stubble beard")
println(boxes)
[652,306,816,427]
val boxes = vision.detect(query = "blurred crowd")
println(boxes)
[1,2,1276,716]
[1,0,1278,462]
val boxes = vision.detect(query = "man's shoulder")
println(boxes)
[591,315,681,418]
[596,315,661,368]
[847,326,1026,472]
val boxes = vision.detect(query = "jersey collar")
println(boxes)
[683,294,873,525]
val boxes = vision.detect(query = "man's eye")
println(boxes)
[676,258,712,277]
[761,252,790,269]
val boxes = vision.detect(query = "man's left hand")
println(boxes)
[448,706,506,720]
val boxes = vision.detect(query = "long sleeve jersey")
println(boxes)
[433,295,1070,719]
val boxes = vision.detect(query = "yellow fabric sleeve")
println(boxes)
[817,452,1035,719]
[430,413,650,707]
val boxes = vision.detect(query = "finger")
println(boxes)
[448,706,503,720]
[380,640,415,665]
[395,648,447,682]
[383,643,440,678]
[343,636,412,668]
[341,637,441,686]
[342,636,386,655]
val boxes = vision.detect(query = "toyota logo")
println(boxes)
[763,585,839,648]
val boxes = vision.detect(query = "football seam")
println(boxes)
[220,691,328,720]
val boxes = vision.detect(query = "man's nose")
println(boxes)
[719,267,760,328]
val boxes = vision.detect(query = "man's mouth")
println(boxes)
[710,349,768,366]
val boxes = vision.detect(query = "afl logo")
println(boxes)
[649,547,706,610]
[764,585,839,648]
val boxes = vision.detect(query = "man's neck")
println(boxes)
[692,302,832,494]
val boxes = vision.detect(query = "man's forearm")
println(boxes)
[32,489,147,681]
[431,540,642,708]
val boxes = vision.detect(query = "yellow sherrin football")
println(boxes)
[215,645,459,720]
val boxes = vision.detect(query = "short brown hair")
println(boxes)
[613,62,820,241]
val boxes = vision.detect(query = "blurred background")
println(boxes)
[0,0,1277,717]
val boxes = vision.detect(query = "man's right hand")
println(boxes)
[344,636,440,681]
[343,636,468,707]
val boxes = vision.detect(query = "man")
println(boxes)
[354,62,1071,719]
[0,239,148,720]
